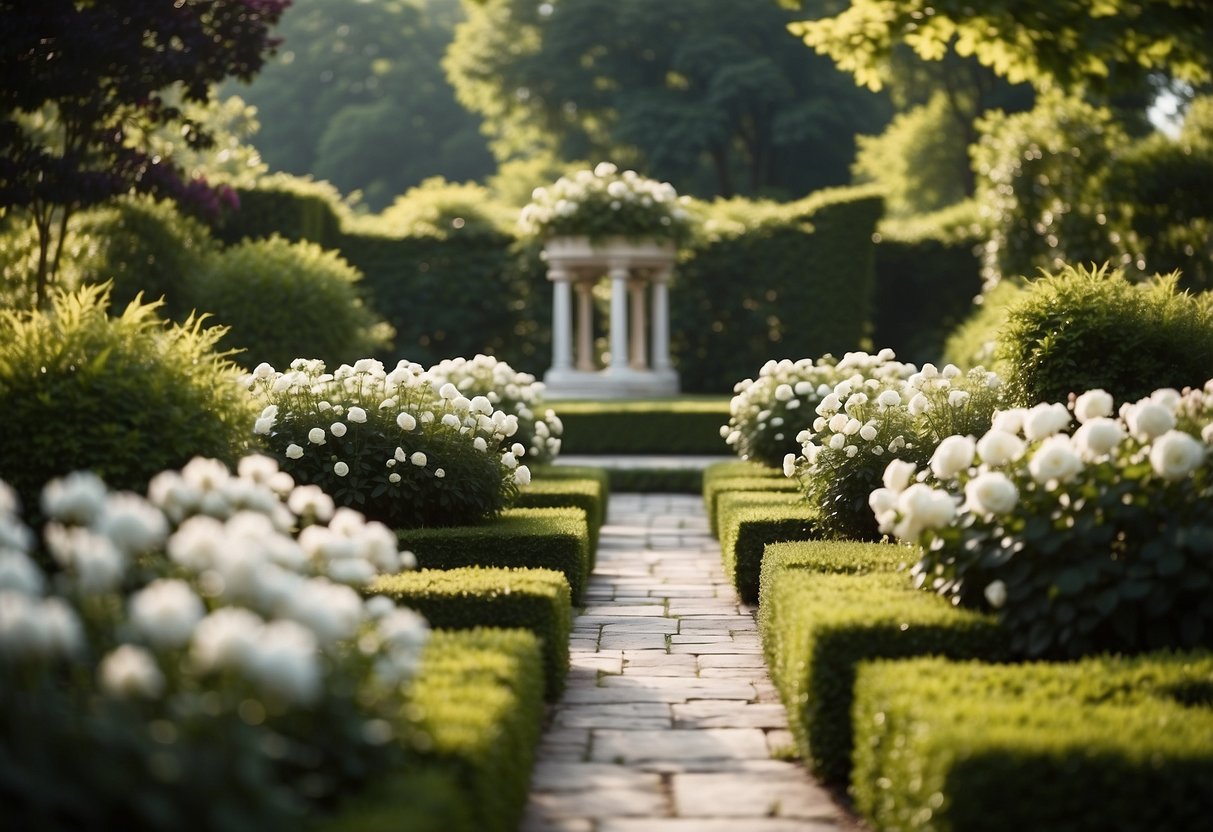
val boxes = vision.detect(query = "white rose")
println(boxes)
[828,413,849,433]
[334,461,350,477]
[99,644,165,699]
[896,483,955,533]
[976,430,1025,467]
[930,435,976,479]
[983,580,1008,609]
[991,408,1026,435]
[859,424,878,442]
[868,487,897,516]
[1028,435,1084,484]
[397,412,417,431]
[129,579,205,649]
[964,471,1019,515]
[1125,401,1176,440]
[285,443,304,460]
[948,390,970,408]
[877,389,901,408]
[410,452,427,467]
[330,422,347,438]
[882,458,917,492]
[1072,418,1124,458]
[783,453,798,478]
[828,433,846,451]
[1149,430,1205,481]
[513,465,532,486]
[307,427,326,445]
[1073,389,1113,423]
[775,384,794,401]
[908,393,929,415]
[1023,402,1071,440]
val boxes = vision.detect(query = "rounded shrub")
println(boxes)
[426,354,563,464]
[996,263,1213,406]
[188,235,393,370]
[376,178,514,240]
[245,357,532,529]
[0,284,255,517]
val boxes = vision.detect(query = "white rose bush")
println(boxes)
[0,456,430,828]
[784,350,1004,540]
[518,162,693,243]
[873,382,1213,657]
[246,357,532,529]
[426,353,564,464]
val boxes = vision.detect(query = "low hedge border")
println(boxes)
[853,653,1213,832]
[552,398,731,455]
[703,475,799,539]
[371,567,571,699]
[532,464,610,518]
[607,467,704,494]
[317,628,545,832]
[514,477,604,562]
[758,540,914,601]
[759,568,1009,784]
[717,492,819,604]
[396,508,589,604]
[702,459,785,492]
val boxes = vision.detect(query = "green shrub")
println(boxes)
[371,567,571,699]
[941,279,1024,371]
[190,236,392,370]
[554,397,731,455]
[317,768,475,832]
[759,570,1009,784]
[673,187,883,393]
[375,178,515,240]
[703,459,785,488]
[67,196,220,320]
[717,491,818,603]
[606,467,703,494]
[703,476,800,540]
[515,478,604,559]
[758,540,913,606]
[531,464,610,518]
[0,284,254,517]
[995,263,1213,405]
[215,173,347,247]
[395,508,590,604]
[852,654,1213,832]
[395,629,545,832]
[248,358,530,530]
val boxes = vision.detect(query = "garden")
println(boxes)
[2,1,1212,830]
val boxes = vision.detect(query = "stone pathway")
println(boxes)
[521,493,863,832]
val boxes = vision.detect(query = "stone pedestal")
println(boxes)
[543,236,679,399]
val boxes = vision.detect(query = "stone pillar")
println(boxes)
[575,280,595,371]
[651,268,672,371]
[628,279,648,369]
[608,262,630,372]
[550,268,573,372]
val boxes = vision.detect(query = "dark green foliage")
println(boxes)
[514,478,604,564]
[0,284,254,519]
[717,492,818,603]
[395,508,590,604]
[941,279,1024,370]
[316,768,475,832]
[672,188,883,392]
[996,263,1213,405]
[703,476,800,540]
[531,464,610,518]
[189,235,392,370]
[554,398,731,454]
[873,204,985,364]
[215,174,347,248]
[852,654,1213,832]
[371,568,571,699]
[759,570,1009,784]
[606,467,703,494]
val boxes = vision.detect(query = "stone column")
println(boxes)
[651,268,672,371]
[575,280,595,371]
[608,262,630,372]
[550,267,573,372]
[628,279,648,369]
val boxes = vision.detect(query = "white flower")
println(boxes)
[40,471,107,525]
[473,437,488,452]
[389,473,401,484]
[0,551,44,596]
[330,422,348,438]
[1149,430,1205,481]
[347,406,367,423]
[129,579,205,649]
[501,452,518,469]
[783,453,798,478]
[286,443,304,460]
[441,413,461,428]
[882,459,917,493]
[439,383,459,400]
[775,384,794,401]
[410,452,427,467]
[513,465,532,486]
[930,435,976,479]
[253,362,275,380]
[307,427,326,445]
[828,433,846,451]
[1124,400,1176,440]
[244,619,321,705]
[334,461,350,477]
[859,424,878,442]
[877,389,901,408]
[191,607,263,672]
[976,430,1026,467]
[894,484,955,538]
[287,484,335,522]
[991,408,1026,435]
[1028,435,1084,484]
[948,390,970,408]
[44,525,126,593]
[1150,388,1181,409]
[1072,418,1125,458]
[908,393,929,415]
[1203,423,1213,445]
[964,471,1019,515]
[95,492,169,556]
[1073,389,1114,423]
[99,644,165,699]
[1023,402,1071,440]
[435,468,446,478]
[983,580,1008,609]
[868,487,897,516]
[254,416,275,435]
[511,442,526,457]
[397,412,417,431]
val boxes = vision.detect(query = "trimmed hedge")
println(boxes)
[758,540,913,599]
[702,459,786,490]
[703,475,800,539]
[552,398,731,455]
[396,508,590,604]
[607,467,704,494]
[716,491,818,604]
[853,653,1213,832]
[531,464,611,518]
[370,567,571,699]
[319,628,545,832]
[515,478,605,560]
[759,569,1009,784]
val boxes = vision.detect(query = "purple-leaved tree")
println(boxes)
[0,0,290,307]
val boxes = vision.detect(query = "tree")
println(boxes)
[0,0,289,307]
[790,0,1213,96]
[446,0,891,199]
[223,0,494,211]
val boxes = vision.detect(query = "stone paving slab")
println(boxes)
[521,492,861,832]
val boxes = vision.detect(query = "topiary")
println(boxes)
[0,283,255,517]
[996,263,1213,406]
[187,235,394,371]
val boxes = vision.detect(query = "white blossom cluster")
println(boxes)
[0,456,429,707]
[518,162,692,239]
[427,354,563,464]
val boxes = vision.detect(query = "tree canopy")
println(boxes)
[446,0,890,199]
